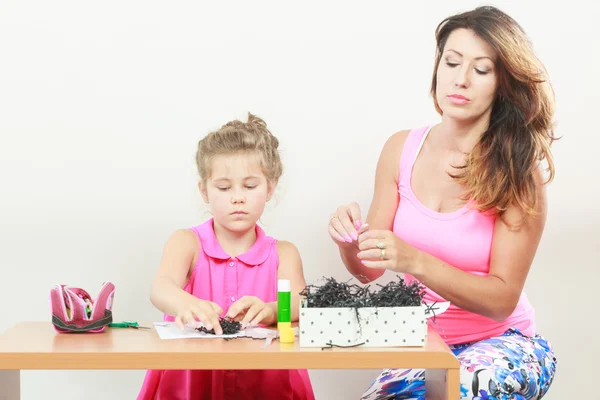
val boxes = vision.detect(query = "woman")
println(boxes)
[328,6,557,400]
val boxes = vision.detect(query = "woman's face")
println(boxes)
[436,28,499,124]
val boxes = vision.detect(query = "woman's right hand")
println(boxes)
[174,299,223,334]
[328,202,368,245]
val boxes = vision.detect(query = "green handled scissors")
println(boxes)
[109,321,151,329]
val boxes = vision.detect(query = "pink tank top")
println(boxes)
[137,218,315,400]
[395,126,536,345]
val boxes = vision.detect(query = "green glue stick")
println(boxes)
[277,279,291,329]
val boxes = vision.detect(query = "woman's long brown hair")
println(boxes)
[431,6,558,219]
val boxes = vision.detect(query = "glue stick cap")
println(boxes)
[279,327,295,343]
[278,322,291,330]
[278,279,290,292]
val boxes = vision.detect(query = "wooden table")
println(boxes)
[0,322,459,400]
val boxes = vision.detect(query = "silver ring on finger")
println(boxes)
[376,241,385,249]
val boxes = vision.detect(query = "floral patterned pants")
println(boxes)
[360,329,557,400]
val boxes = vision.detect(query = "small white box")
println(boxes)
[298,300,429,347]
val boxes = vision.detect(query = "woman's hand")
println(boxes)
[226,296,276,327]
[357,229,421,274]
[328,202,369,245]
[174,299,223,334]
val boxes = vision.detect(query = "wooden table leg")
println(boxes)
[425,368,460,400]
[0,370,20,400]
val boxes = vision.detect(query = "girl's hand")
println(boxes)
[328,202,369,245]
[174,299,223,335]
[357,229,420,274]
[226,296,275,327]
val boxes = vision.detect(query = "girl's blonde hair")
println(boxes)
[196,113,283,183]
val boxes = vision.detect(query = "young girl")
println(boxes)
[137,113,315,400]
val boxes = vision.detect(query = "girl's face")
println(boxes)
[436,28,499,124]
[200,152,274,233]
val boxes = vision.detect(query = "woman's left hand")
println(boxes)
[357,229,421,274]
[226,296,276,328]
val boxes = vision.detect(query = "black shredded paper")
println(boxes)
[299,275,425,308]
[196,318,242,335]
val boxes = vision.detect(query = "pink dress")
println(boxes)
[137,219,315,400]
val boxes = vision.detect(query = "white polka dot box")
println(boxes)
[298,301,450,347]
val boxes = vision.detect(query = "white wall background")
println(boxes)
[1,1,598,399]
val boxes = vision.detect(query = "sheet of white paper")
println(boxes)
[153,321,246,340]
[244,327,276,339]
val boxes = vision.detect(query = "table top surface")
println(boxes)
[0,322,459,370]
